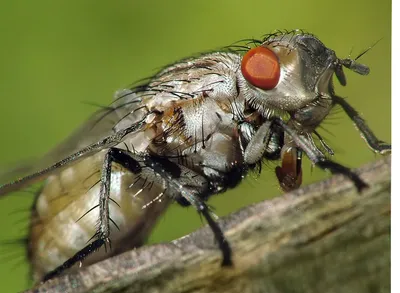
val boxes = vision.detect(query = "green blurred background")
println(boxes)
[0,0,391,292]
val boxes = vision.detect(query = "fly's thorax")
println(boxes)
[28,150,171,281]
[239,32,338,118]
[149,52,241,104]
[139,97,245,187]
[115,50,246,159]
[114,52,248,182]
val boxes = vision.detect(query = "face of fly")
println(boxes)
[240,33,371,116]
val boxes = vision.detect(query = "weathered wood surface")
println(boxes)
[27,156,391,293]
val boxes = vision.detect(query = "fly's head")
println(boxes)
[240,31,370,123]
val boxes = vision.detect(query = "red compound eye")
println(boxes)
[241,46,280,90]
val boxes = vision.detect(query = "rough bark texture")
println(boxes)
[26,156,391,293]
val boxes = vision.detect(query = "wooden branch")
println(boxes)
[26,156,391,293]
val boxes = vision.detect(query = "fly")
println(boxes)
[0,30,391,283]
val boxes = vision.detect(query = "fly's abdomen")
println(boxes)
[28,150,171,281]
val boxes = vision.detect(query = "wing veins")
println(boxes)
[0,119,146,196]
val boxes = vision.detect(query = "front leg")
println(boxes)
[243,121,272,164]
[272,118,368,191]
[333,95,391,154]
[243,121,283,164]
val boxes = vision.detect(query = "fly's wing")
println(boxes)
[0,87,150,196]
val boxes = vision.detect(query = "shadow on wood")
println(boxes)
[27,156,391,293]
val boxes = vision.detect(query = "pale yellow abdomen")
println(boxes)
[28,150,171,281]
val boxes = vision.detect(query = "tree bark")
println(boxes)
[26,156,391,293]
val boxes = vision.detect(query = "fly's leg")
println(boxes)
[141,156,232,266]
[42,148,142,282]
[271,118,368,191]
[42,239,105,281]
[243,121,284,163]
[43,148,231,282]
[243,118,367,191]
[243,121,273,164]
[174,188,232,266]
[333,95,391,154]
